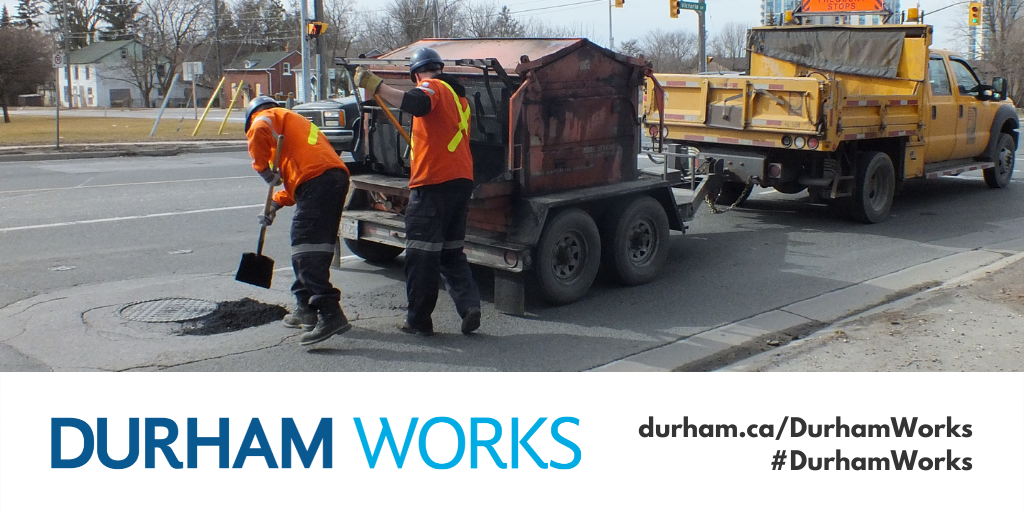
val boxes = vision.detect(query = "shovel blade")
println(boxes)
[235,252,275,289]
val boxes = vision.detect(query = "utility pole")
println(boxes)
[608,0,613,50]
[314,0,326,101]
[213,0,222,80]
[697,0,706,72]
[300,0,310,102]
[432,0,440,37]
[62,0,73,109]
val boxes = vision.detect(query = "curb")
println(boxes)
[588,248,1017,373]
[0,143,247,163]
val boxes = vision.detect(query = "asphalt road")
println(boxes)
[1,149,1022,371]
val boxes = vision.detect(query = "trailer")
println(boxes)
[337,38,722,314]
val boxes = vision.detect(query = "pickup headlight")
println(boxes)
[323,110,344,127]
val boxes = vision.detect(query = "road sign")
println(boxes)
[183,61,203,82]
[801,0,883,12]
[52,54,66,68]
[677,1,706,12]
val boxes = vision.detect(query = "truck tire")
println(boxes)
[984,133,1015,189]
[535,208,601,305]
[344,238,404,263]
[601,196,670,286]
[714,181,752,205]
[848,151,895,224]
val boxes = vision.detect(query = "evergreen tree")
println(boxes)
[15,0,44,28]
[1,6,13,28]
[98,0,141,40]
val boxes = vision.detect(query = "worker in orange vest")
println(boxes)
[244,96,353,346]
[354,48,482,336]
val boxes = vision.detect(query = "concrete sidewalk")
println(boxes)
[0,140,247,162]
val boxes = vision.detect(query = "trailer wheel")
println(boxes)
[602,196,670,286]
[848,151,895,224]
[714,181,753,205]
[535,208,601,305]
[984,133,1015,189]
[344,238,404,263]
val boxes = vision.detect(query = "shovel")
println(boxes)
[235,134,283,288]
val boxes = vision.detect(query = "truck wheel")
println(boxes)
[601,196,670,286]
[535,208,601,305]
[848,151,895,223]
[984,133,1015,189]
[344,238,404,263]
[714,181,753,205]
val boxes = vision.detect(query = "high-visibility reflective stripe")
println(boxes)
[436,80,470,153]
[308,124,320,145]
[252,115,280,139]
[406,240,443,252]
[442,240,463,249]
[291,243,336,255]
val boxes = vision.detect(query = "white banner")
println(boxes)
[1,373,1021,510]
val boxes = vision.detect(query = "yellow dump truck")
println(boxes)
[643,21,1019,223]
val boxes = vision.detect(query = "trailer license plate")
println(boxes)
[341,218,359,240]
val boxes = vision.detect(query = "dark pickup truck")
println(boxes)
[290,95,361,155]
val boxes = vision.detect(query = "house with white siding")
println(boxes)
[57,40,189,108]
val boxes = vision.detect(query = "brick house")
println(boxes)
[222,51,301,107]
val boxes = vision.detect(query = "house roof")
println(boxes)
[226,52,297,70]
[69,40,136,64]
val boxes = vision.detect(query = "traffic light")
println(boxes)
[670,0,679,18]
[614,0,624,7]
[307,21,328,37]
[968,2,982,26]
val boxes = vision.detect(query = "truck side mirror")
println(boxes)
[992,77,1007,101]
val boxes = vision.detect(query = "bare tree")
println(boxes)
[323,0,357,61]
[357,0,464,54]
[521,17,591,38]
[463,1,524,38]
[983,0,1023,105]
[710,22,748,60]
[640,29,698,73]
[47,0,106,49]
[0,26,52,122]
[101,40,161,106]
[138,0,209,102]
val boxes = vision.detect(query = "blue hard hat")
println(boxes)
[245,95,279,132]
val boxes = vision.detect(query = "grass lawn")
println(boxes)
[0,113,245,146]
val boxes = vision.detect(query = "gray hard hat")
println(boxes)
[245,95,279,132]
[409,47,444,82]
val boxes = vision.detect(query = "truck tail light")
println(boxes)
[782,135,792,147]
[807,137,819,150]
[767,163,783,178]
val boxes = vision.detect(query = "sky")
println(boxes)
[1,0,968,54]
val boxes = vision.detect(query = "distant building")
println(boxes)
[222,51,301,107]
[57,40,188,108]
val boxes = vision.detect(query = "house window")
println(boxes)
[120,48,128,59]
[74,66,79,80]
[85,66,90,80]
[255,83,262,95]
[283,62,291,75]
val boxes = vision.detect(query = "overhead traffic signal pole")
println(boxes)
[668,1,707,72]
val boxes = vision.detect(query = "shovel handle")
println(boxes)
[257,134,285,256]
[373,92,412,145]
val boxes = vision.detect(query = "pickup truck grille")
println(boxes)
[299,112,322,125]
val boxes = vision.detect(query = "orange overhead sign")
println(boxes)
[800,0,884,12]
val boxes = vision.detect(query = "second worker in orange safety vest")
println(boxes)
[355,47,482,336]
[244,96,352,347]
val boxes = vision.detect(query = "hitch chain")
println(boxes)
[705,176,754,214]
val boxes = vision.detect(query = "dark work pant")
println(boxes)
[290,170,349,315]
[404,178,481,330]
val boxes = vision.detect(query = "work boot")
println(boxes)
[299,308,351,346]
[282,303,317,331]
[399,322,434,337]
[461,306,481,334]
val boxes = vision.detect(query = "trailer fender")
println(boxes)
[983,105,1020,160]
[647,187,686,232]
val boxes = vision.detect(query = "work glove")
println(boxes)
[258,201,282,227]
[354,66,383,96]
[259,167,282,187]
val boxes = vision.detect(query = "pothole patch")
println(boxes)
[176,298,287,336]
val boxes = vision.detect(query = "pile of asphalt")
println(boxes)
[177,298,287,336]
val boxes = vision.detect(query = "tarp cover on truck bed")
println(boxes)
[748,27,915,78]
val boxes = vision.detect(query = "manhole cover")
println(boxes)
[119,298,218,323]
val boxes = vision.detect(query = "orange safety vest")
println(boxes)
[247,108,349,206]
[408,78,473,189]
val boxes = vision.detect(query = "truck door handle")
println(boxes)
[932,106,936,120]
[959,105,963,118]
